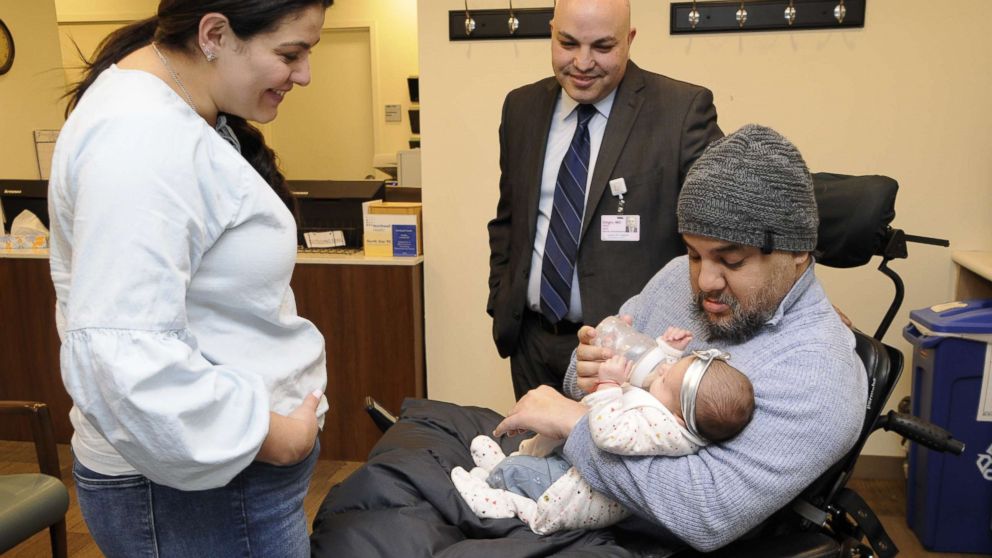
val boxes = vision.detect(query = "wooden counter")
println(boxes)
[0,249,425,461]
[0,253,66,448]
[952,250,992,300]
[292,253,425,461]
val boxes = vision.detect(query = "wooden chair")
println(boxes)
[0,401,70,557]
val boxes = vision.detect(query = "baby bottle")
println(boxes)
[593,316,672,388]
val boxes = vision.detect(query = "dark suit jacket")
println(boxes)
[487,61,722,358]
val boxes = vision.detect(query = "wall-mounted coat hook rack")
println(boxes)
[670,0,864,34]
[448,7,554,41]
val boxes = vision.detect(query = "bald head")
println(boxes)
[553,0,631,29]
[550,0,636,104]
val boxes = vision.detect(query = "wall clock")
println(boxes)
[0,19,14,76]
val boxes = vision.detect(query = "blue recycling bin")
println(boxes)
[903,299,992,554]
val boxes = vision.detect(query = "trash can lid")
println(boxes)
[909,299,992,334]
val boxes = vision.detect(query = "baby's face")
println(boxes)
[647,356,694,421]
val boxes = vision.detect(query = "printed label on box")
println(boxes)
[364,221,393,257]
[392,225,417,256]
[364,212,419,257]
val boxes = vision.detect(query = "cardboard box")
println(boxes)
[363,201,422,257]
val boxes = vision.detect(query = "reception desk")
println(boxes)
[0,249,424,461]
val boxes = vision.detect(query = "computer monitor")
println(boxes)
[288,180,386,247]
[0,179,48,234]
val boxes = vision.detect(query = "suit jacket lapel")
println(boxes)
[580,62,645,244]
[525,79,562,243]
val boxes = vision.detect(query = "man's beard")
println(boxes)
[691,287,781,344]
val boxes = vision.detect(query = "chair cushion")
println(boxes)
[0,474,70,553]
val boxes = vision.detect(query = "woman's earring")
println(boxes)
[201,43,217,62]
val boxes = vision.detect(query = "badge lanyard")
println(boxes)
[609,178,627,214]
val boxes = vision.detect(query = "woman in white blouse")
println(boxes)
[49,1,334,556]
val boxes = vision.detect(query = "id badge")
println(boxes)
[601,215,640,241]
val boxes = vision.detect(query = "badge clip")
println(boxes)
[609,178,627,215]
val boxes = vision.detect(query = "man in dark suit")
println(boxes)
[488,0,723,399]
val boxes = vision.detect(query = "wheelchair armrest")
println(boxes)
[879,410,965,455]
[364,396,398,433]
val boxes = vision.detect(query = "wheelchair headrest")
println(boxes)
[812,173,898,269]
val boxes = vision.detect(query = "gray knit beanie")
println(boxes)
[677,124,818,253]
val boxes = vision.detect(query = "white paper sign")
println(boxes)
[34,129,59,180]
[304,230,346,248]
[977,344,992,422]
[601,215,640,241]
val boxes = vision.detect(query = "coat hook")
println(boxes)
[834,0,847,23]
[688,0,700,29]
[736,0,748,28]
[463,0,476,36]
[508,0,520,35]
[784,0,797,25]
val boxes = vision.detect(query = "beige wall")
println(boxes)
[419,0,992,457]
[53,0,419,159]
[56,0,154,22]
[320,0,420,161]
[0,0,67,179]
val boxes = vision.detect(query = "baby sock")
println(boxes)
[470,435,506,472]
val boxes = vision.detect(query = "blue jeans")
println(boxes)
[72,441,319,558]
[486,451,571,500]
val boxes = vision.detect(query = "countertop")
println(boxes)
[952,250,992,283]
[1,248,423,266]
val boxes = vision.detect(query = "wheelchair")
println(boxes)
[359,173,964,557]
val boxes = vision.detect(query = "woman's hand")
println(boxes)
[493,386,587,441]
[256,389,322,465]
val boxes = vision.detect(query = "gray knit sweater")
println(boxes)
[562,256,868,551]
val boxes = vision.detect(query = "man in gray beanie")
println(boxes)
[677,123,820,344]
[496,124,868,552]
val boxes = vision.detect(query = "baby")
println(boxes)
[452,326,755,535]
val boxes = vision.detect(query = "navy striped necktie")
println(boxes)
[540,103,597,324]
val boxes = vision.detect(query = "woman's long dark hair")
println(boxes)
[64,0,334,212]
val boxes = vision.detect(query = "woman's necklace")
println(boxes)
[151,42,199,114]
